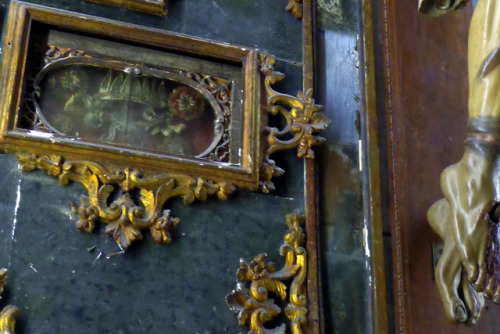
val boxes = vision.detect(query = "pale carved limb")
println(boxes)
[439,148,493,285]
[428,195,486,324]
[426,137,500,323]
[421,0,500,324]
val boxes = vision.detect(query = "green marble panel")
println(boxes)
[316,18,369,334]
[0,0,302,62]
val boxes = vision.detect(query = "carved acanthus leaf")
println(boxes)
[259,53,330,193]
[16,153,235,249]
[226,210,307,334]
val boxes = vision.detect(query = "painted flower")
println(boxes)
[168,86,205,121]
[140,108,186,138]
[60,70,88,95]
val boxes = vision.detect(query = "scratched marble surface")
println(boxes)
[316,2,371,333]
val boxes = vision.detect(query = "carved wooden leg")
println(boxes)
[428,198,483,323]
[439,147,493,286]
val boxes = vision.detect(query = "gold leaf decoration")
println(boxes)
[260,53,330,193]
[286,0,303,19]
[16,153,235,250]
[0,269,18,334]
[44,46,86,65]
[226,210,307,334]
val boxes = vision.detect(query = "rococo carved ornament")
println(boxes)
[17,153,235,250]
[226,210,308,334]
[259,53,329,193]
[0,269,18,334]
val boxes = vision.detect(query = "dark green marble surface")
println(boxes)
[316,3,371,333]
[0,0,302,63]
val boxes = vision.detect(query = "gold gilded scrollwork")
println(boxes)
[226,210,307,334]
[181,71,232,162]
[260,53,330,193]
[16,153,235,249]
[0,269,18,334]
[286,0,303,19]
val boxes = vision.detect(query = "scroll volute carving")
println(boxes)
[421,0,500,325]
[226,210,307,334]
[259,52,329,193]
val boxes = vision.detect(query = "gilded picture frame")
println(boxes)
[83,0,167,16]
[0,1,262,191]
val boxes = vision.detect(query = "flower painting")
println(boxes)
[35,66,217,157]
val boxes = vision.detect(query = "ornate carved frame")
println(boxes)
[1,1,262,191]
[83,0,167,16]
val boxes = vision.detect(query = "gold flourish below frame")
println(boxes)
[16,154,235,250]
[226,210,308,334]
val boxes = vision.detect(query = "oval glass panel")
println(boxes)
[36,65,217,157]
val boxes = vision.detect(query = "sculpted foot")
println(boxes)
[439,147,492,285]
[428,199,471,323]
[435,251,469,323]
